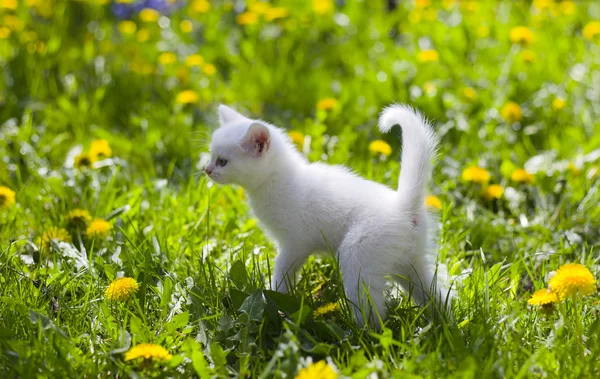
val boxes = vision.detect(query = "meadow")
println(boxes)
[1,0,600,377]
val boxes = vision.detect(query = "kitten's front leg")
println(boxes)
[271,246,308,293]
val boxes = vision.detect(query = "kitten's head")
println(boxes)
[205,105,274,188]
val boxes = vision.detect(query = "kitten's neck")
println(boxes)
[244,144,305,196]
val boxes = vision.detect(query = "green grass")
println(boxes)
[2,0,600,377]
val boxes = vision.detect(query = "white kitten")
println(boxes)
[206,104,450,326]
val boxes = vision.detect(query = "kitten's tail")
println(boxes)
[378,104,438,214]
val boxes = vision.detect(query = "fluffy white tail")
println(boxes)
[378,104,438,214]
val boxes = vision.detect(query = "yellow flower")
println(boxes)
[136,28,150,42]
[289,131,305,148]
[425,195,442,210]
[549,263,596,299]
[38,227,72,249]
[0,0,17,10]
[500,101,522,123]
[312,0,334,15]
[125,343,172,362]
[369,140,392,157]
[90,139,112,159]
[462,87,477,101]
[116,0,134,3]
[520,50,537,64]
[510,26,534,45]
[105,277,140,302]
[296,361,337,379]
[0,27,10,39]
[314,302,340,317]
[417,49,439,63]
[180,20,193,33]
[316,97,337,111]
[551,98,566,111]
[558,1,575,15]
[158,52,177,65]
[248,2,270,14]
[118,20,137,35]
[139,8,160,22]
[533,0,552,10]
[483,184,503,200]
[190,0,210,14]
[567,162,580,176]
[583,21,600,41]
[476,25,489,38]
[415,0,431,8]
[176,90,199,104]
[462,166,490,183]
[511,169,534,184]
[0,186,16,209]
[236,12,258,26]
[265,7,288,21]
[202,63,216,76]
[86,218,112,237]
[185,54,203,67]
[74,152,96,169]
[66,209,92,226]
[528,289,558,306]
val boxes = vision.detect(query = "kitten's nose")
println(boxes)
[204,164,213,175]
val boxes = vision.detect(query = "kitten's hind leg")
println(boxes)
[271,245,309,293]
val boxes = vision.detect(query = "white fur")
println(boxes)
[206,104,450,326]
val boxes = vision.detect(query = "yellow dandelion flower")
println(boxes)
[462,166,490,183]
[289,131,305,148]
[549,263,596,299]
[38,227,72,249]
[417,49,439,63]
[125,343,172,362]
[0,0,17,10]
[415,0,431,8]
[105,277,140,302]
[4,15,24,31]
[185,54,203,67]
[425,195,442,210]
[583,21,600,41]
[116,0,134,3]
[510,26,534,45]
[0,186,16,209]
[500,101,523,123]
[558,1,575,16]
[312,0,334,15]
[483,184,503,200]
[118,20,137,35]
[236,12,258,26]
[176,90,199,104]
[248,2,271,14]
[369,140,392,157]
[528,289,558,306]
[136,28,150,42]
[158,52,177,66]
[296,360,338,379]
[74,152,96,169]
[190,0,210,14]
[511,169,534,184]
[0,27,10,39]
[202,63,216,76]
[552,98,566,111]
[476,25,489,39]
[265,7,288,21]
[139,8,159,22]
[462,87,477,101]
[314,302,340,317]
[180,19,193,33]
[316,97,337,111]
[520,50,537,64]
[66,209,92,226]
[86,218,112,238]
[533,0,552,10]
[90,139,112,159]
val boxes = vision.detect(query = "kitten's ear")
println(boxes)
[242,123,270,156]
[218,104,246,125]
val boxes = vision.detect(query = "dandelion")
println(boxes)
[511,169,534,184]
[136,28,150,42]
[462,166,490,183]
[415,0,431,8]
[483,184,503,200]
[265,7,288,21]
[0,186,16,209]
[425,195,442,210]
[558,1,576,16]
[185,54,203,67]
[500,101,522,123]
[369,140,392,157]
[139,8,159,22]
[552,98,566,111]
[86,218,112,238]
[316,98,337,111]
[90,139,112,159]
[125,343,172,362]
[38,227,72,249]
[314,302,340,317]
[236,12,258,26]
[105,277,140,302]
[118,20,137,35]
[158,52,177,66]
[289,131,305,148]
[0,27,10,39]
[176,90,199,105]
[509,26,534,45]
[583,21,600,41]
[312,0,334,15]
[180,20,193,33]
[533,0,552,10]
[190,0,210,14]
[202,63,216,76]
[528,289,558,306]
[66,209,92,227]
[0,0,17,10]
[296,360,338,379]
[74,152,96,169]
[462,87,477,101]
[549,263,596,299]
[417,49,439,63]
[248,2,270,14]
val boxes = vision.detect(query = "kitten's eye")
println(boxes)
[216,157,228,167]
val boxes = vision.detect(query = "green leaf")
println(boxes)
[165,311,189,334]
[229,260,248,289]
[238,290,266,323]
[229,288,249,310]
[264,290,301,314]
